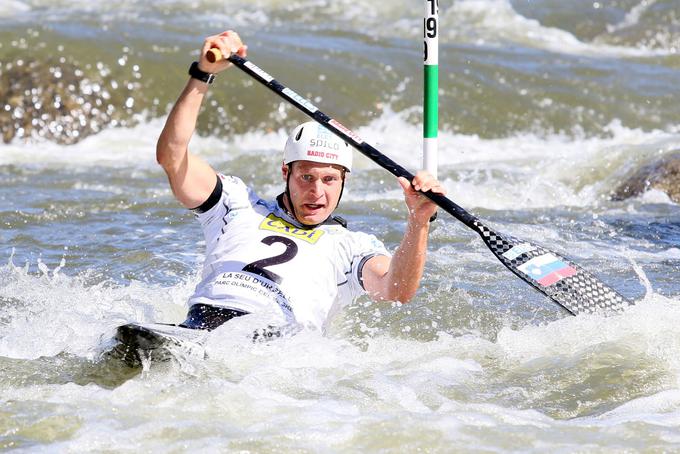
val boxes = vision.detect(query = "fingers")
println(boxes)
[397,176,412,193]
[410,171,446,195]
[397,172,443,223]
[200,30,246,71]
[215,30,246,55]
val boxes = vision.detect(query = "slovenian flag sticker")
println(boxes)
[517,253,577,287]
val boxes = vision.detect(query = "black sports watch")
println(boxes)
[188,61,215,84]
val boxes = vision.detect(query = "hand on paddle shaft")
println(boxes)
[398,172,444,226]
[200,30,247,73]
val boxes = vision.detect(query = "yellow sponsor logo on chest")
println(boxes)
[259,213,324,244]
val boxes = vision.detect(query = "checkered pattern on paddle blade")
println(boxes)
[473,221,631,315]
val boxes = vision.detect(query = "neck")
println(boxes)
[277,193,307,227]
[280,192,295,219]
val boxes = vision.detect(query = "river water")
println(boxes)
[1,0,680,451]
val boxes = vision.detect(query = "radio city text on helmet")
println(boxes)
[283,121,352,172]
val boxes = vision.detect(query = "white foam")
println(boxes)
[496,293,680,364]
[0,258,194,359]
[5,0,676,58]
[594,389,680,424]
[347,111,680,210]
[3,109,678,211]
[640,188,676,204]
[447,0,677,57]
[607,0,657,34]
[0,0,30,17]
[1,248,679,449]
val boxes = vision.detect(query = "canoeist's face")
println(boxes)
[282,160,345,225]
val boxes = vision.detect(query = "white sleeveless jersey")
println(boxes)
[188,174,389,331]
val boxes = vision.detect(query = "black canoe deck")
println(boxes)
[112,322,208,367]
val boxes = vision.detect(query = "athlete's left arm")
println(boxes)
[362,171,446,303]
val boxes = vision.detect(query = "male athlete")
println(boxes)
[156,30,446,333]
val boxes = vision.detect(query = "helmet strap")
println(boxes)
[336,171,346,209]
[283,164,299,222]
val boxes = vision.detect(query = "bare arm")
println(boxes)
[362,171,445,303]
[156,30,247,208]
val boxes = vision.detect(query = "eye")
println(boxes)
[322,176,339,183]
[301,174,314,182]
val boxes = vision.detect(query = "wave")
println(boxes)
[3,109,678,210]
[456,0,680,56]
[0,254,194,360]
[3,0,678,56]
[1,253,678,425]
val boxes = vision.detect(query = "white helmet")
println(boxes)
[283,121,352,172]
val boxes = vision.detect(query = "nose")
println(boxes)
[309,178,324,198]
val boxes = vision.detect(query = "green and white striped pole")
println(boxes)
[424,0,438,178]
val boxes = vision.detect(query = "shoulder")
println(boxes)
[325,224,388,254]
[192,174,265,222]
[219,174,246,192]
[219,174,262,209]
[346,227,386,247]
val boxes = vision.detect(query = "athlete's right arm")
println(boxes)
[156,30,247,209]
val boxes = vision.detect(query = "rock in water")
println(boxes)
[0,56,142,144]
[612,152,680,203]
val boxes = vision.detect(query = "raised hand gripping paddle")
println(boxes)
[206,48,632,316]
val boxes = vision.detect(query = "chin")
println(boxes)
[299,212,328,225]
[299,216,323,226]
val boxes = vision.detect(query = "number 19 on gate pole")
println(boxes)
[423,0,438,178]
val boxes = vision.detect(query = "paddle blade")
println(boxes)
[473,221,632,315]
